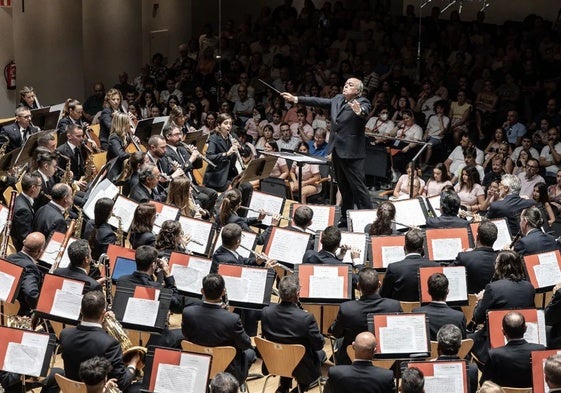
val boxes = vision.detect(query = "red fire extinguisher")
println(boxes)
[4,61,16,90]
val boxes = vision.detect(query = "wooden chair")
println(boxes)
[429,338,474,360]
[400,301,421,313]
[501,387,532,393]
[55,373,87,393]
[255,336,322,393]
[345,345,395,369]
[181,340,236,379]
[461,294,478,323]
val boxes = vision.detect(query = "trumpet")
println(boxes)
[237,206,290,221]
[179,141,217,169]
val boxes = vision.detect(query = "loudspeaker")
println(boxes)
[365,145,390,178]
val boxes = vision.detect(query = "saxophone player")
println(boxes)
[11,173,42,252]
[0,107,40,154]
[32,183,73,234]
[56,124,87,191]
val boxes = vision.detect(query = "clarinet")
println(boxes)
[100,254,112,310]
[509,231,522,249]
[0,190,17,258]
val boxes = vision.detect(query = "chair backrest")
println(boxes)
[55,373,87,393]
[181,340,236,378]
[400,301,421,313]
[254,336,305,378]
[345,345,394,369]
[461,294,478,323]
[501,387,532,393]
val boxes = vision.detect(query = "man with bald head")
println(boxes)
[6,232,46,316]
[32,183,73,234]
[282,77,373,227]
[325,332,395,393]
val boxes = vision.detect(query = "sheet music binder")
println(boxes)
[134,118,155,144]
[425,227,470,262]
[107,244,136,276]
[183,131,206,153]
[346,209,377,233]
[35,273,85,325]
[370,235,406,270]
[0,258,24,303]
[315,230,370,265]
[295,264,353,304]
[419,266,469,306]
[237,155,278,184]
[212,229,257,259]
[469,218,512,251]
[142,345,212,393]
[177,215,216,257]
[532,349,561,393]
[392,197,432,230]
[523,250,561,291]
[263,227,311,268]
[113,285,172,333]
[217,264,276,309]
[0,326,56,378]
[406,360,468,393]
[487,308,547,348]
[367,313,430,358]
[168,252,212,297]
[246,190,286,227]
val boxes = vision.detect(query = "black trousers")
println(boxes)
[332,150,372,219]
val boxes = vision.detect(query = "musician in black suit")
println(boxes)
[0,107,39,153]
[514,206,560,256]
[6,232,45,316]
[53,239,102,293]
[56,124,86,189]
[412,273,466,340]
[330,268,402,365]
[286,206,315,250]
[128,164,164,203]
[486,174,535,235]
[545,282,561,348]
[99,88,124,150]
[11,173,41,251]
[435,325,478,393]
[56,99,87,136]
[261,275,325,393]
[59,291,139,392]
[163,124,218,212]
[282,78,373,227]
[380,228,440,301]
[31,151,58,209]
[32,183,72,234]
[303,225,361,266]
[146,134,183,197]
[324,331,395,393]
[481,311,546,387]
[83,197,117,260]
[181,273,255,385]
[426,189,470,229]
[454,220,498,294]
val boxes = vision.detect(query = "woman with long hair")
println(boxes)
[166,177,208,219]
[128,203,157,248]
[115,151,146,197]
[99,88,124,149]
[154,220,190,259]
[57,98,87,136]
[423,163,453,197]
[83,197,117,260]
[454,165,485,213]
[366,201,396,236]
[533,182,556,229]
[106,112,136,181]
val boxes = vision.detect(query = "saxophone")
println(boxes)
[114,215,124,246]
[73,205,84,238]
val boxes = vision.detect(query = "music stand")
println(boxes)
[30,107,51,129]
[35,273,85,325]
[295,264,353,304]
[13,129,52,168]
[168,252,212,297]
[236,155,278,184]
[183,131,206,153]
[134,118,154,145]
[0,259,24,303]
[367,313,430,359]
[217,264,276,309]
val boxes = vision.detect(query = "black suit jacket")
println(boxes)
[128,183,162,203]
[181,302,253,383]
[99,108,117,148]
[56,115,86,136]
[298,94,371,159]
[59,324,134,390]
[486,194,535,235]
[53,265,101,293]
[330,293,402,365]
[426,214,470,229]
[210,245,257,274]
[0,122,39,153]
[261,302,325,386]
[11,193,35,251]
[83,221,117,260]
[302,249,342,264]
[57,142,85,180]
[6,252,43,316]
[545,289,561,348]
[31,170,54,210]
[380,254,440,301]
[203,133,238,191]
[412,302,467,340]
[325,360,395,393]
[32,202,67,234]
[164,145,202,176]
[514,228,561,256]
[481,339,546,387]
[454,246,497,294]
[128,230,155,249]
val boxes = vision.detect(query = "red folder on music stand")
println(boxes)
[407,360,468,393]
[107,244,136,278]
[425,228,469,261]
[168,252,212,296]
[291,203,337,233]
[370,235,406,269]
[368,313,430,358]
[523,250,561,291]
[296,264,352,304]
[419,266,468,306]
[488,308,547,348]
[35,273,85,325]
[0,258,24,303]
[532,349,561,393]
[217,264,275,309]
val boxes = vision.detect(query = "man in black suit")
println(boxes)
[261,275,325,393]
[181,273,255,385]
[53,239,102,293]
[454,220,498,294]
[163,124,218,212]
[286,206,315,249]
[6,232,45,316]
[380,228,440,301]
[324,331,395,393]
[545,354,561,391]
[401,368,425,393]
[330,267,402,365]
[486,174,535,235]
[32,183,72,234]
[425,189,470,229]
[412,273,466,340]
[56,124,86,190]
[514,206,560,255]
[0,106,39,153]
[302,225,360,265]
[481,311,546,387]
[128,164,164,203]
[11,173,42,251]
[282,78,373,227]
[31,151,58,209]
[146,134,183,196]
[59,291,139,392]
[435,325,478,393]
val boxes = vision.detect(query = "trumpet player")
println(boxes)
[302,226,361,266]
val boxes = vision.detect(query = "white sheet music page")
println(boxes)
[171,258,210,293]
[0,271,15,301]
[178,216,213,255]
[180,352,212,393]
[50,279,84,320]
[0,205,8,231]
[153,205,180,234]
[305,205,333,233]
[534,252,561,288]
[423,362,465,393]
[242,267,268,304]
[442,266,468,302]
[426,195,442,217]
[337,232,366,264]
[267,228,309,265]
[379,315,427,354]
[347,209,376,232]
[214,230,257,258]
[57,238,78,269]
[155,364,196,393]
[222,275,250,303]
[247,191,284,226]
[83,179,119,220]
[381,246,406,268]
[309,266,344,298]
[123,298,159,326]
[108,196,137,232]
[431,238,462,261]
[492,219,512,250]
[394,199,426,230]
[3,331,49,377]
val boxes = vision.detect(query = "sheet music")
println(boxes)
[442,266,468,302]
[154,364,196,393]
[381,246,406,267]
[491,219,512,250]
[4,342,43,376]
[39,236,77,267]
[427,195,442,217]
[171,258,210,293]
[247,191,284,226]
[83,179,119,220]
[431,238,462,261]
[108,196,137,233]
[347,209,377,232]
[534,252,561,288]
[153,205,180,234]
[394,199,427,229]
[178,216,213,255]
[305,205,333,233]
[223,268,268,304]
[214,230,257,258]
[0,271,15,301]
[222,276,249,302]
[379,315,427,354]
[0,204,8,231]
[537,310,547,346]
[57,238,77,269]
[179,352,212,392]
[309,275,344,298]
[267,228,309,265]
[123,298,159,326]
[50,289,82,320]
[424,362,465,393]
[337,232,367,263]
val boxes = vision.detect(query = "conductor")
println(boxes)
[281,78,372,226]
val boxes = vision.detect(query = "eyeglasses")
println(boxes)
[18,115,31,119]
[34,183,42,187]
[526,165,539,169]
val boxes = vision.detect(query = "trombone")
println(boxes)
[238,206,291,221]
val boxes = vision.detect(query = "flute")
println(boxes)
[237,206,290,221]
[236,244,292,271]
[391,220,421,230]
[179,141,217,169]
